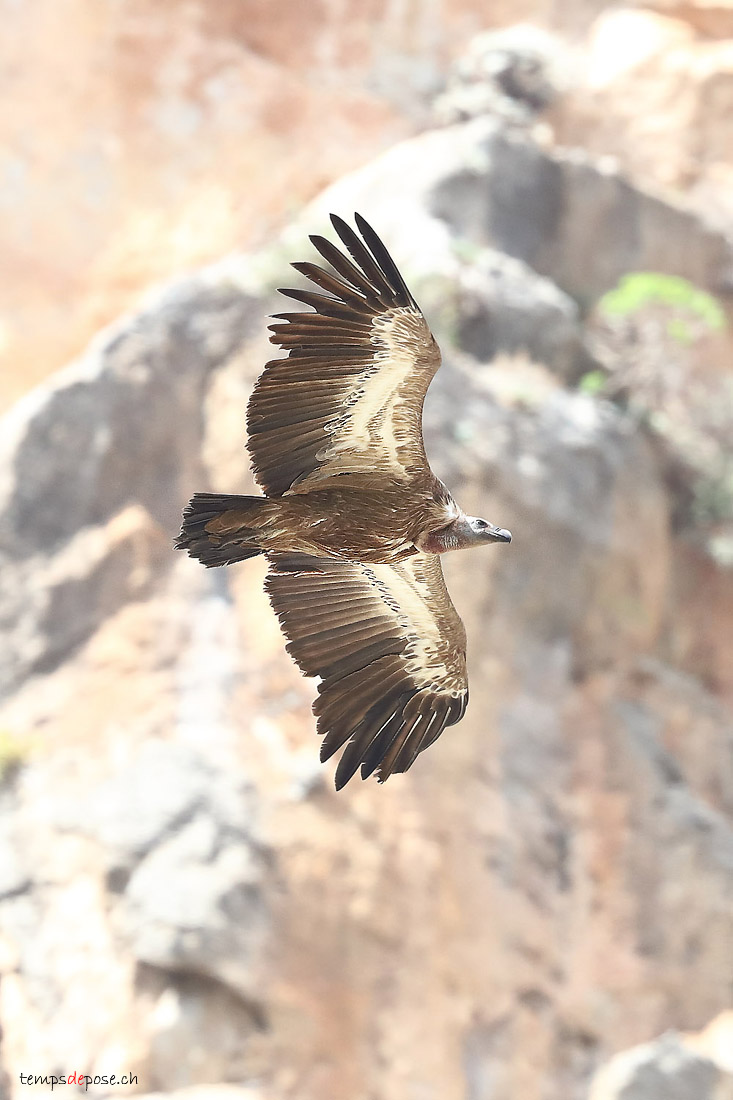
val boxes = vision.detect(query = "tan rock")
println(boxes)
[643,0,733,38]
[551,7,733,221]
[0,0,406,411]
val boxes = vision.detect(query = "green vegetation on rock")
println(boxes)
[598,272,726,331]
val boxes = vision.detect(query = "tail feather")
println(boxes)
[176,492,267,568]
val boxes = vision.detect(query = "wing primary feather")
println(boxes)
[309,234,392,305]
[275,289,376,322]
[269,333,370,350]
[359,708,412,780]
[329,213,404,301]
[389,714,439,776]
[319,700,387,764]
[269,312,372,331]
[274,343,371,359]
[449,692,469,726]
[374,712,425,783]
[276,286,339,308]
[353,212,418,309]
[392,701,449,775]
[321,702,400,768]
[291,261,368,303]
[334,710,406,791]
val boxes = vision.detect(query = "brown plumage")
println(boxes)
[176,213,511,788]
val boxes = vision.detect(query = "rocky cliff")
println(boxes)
[4,0,733,415]
[1,104,732,1100]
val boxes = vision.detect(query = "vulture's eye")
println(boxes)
[476,519,488,529]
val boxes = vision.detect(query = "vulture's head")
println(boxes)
[467,516,512,545]
[419,515,512,554]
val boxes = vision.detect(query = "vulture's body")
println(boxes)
[177,214,511,788]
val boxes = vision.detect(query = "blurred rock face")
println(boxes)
[0,0,409,408]
[0,0,549,411]
[550,6,733,228]
[1,110,732,1100]
[433,25,571,126]
[3,0,733,418]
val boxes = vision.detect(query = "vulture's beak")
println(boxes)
[488,526,512,543]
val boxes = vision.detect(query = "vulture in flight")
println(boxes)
[176,214,511,788]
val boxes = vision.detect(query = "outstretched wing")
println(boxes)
[246,213,441,497]
[265,551,468,788]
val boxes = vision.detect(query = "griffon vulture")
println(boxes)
[177,214,511,788]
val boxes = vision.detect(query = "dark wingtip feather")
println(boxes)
[333,768,353,792]
[352,212,417,309]
[329,212,350,237]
